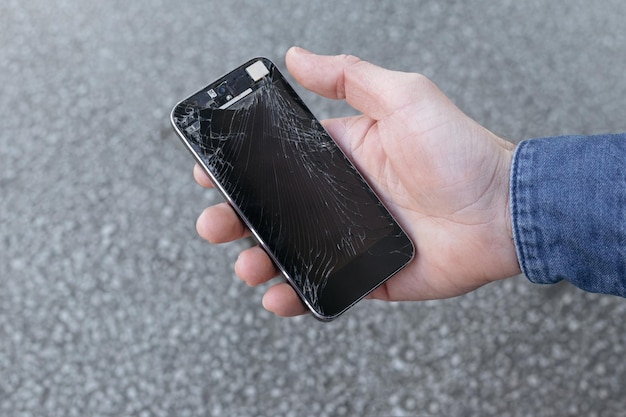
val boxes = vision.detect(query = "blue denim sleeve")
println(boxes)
[510,133,626,296]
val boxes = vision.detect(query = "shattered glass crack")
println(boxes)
[172,61,413,318]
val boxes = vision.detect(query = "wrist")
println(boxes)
[498,143,522,279]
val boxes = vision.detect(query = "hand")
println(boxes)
[195,47,521,317]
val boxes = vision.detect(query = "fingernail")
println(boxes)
[291,46,313,55]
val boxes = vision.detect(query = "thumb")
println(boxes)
[285,47,444,121]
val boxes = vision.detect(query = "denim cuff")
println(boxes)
[510,134,626,296]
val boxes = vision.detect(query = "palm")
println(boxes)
[324,92,518,301]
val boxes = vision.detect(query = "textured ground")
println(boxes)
[2,0,626,416]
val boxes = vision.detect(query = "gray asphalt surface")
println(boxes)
[2,0,626,416]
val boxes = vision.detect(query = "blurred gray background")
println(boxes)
[2,0,626,416]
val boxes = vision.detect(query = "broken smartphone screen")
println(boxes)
[171,58,414,320]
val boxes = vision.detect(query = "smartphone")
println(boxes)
[171,58,414,320]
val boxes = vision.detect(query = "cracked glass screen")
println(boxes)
[171,58,414,320]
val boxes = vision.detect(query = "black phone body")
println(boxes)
[171,58,414,320]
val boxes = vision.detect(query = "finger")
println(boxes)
[285,46,441,120]
[193,164,215,188]
[262,282,308,317]
[235,246,279,286]
[196,202,250,243]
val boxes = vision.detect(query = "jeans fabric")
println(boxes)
[511,133,626,296]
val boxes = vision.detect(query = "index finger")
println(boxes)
[193,163,215,188]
